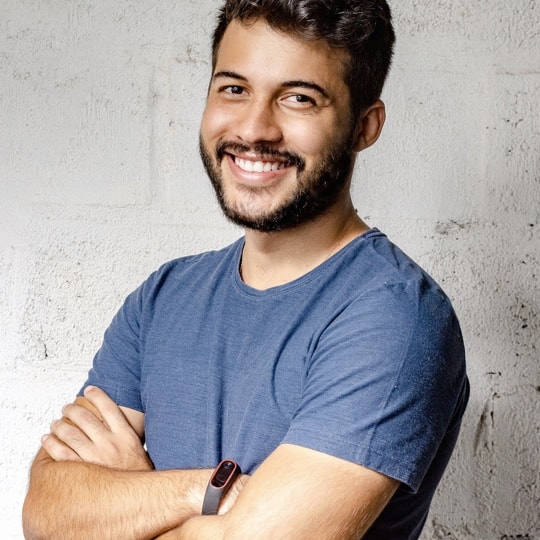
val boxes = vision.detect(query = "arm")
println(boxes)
[176,444,399,540]
[23,449,214,540]
[22,387,223,540]
[26,390,398,539]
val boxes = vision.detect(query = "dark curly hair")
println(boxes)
[211,0,395,118]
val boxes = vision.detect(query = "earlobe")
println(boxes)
[353,100,386,152]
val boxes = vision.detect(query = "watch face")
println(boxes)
[212,460,236,488]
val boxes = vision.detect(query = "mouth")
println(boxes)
[216,141,304,175]
[233,156,290,173]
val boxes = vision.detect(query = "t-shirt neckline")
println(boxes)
[233,227,382,297]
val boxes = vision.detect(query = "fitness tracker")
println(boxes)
[201,459,242,515]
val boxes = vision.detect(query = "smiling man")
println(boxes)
[23,1,469,539]
[200,19,359,236]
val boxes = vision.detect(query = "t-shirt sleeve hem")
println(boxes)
[77,379,143,413]
[281,427,422,493]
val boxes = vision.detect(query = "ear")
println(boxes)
[352,100,386,152]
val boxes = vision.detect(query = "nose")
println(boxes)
[235,98,283,145]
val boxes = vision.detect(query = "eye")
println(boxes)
[293,95,314,103]
[223,85,245,95]
[282,93,317,109]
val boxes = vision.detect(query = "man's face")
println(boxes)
[200,19,357,232]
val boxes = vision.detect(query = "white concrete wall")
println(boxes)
[1,1,538,538]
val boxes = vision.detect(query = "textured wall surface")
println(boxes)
[1,1,539,538]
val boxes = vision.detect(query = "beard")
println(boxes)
[199,130,356,232]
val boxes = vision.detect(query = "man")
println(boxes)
[23,1,469,538]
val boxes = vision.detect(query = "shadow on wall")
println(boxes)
[428,218,539,537]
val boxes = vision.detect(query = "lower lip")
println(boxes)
[225,154,291,186]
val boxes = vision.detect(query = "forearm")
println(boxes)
[155,444,399,540]
[154,471,250,540]
[153,515,226,540]
[23,450,212,540]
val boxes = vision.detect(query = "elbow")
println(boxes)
[22,491,47,540]
[23,485,65,540]
[22,460,60,540]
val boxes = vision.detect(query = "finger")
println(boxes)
[50,417,93,453]
[41,433,82,462]
[61,403,110,442]
[83,386,132,433]
[50,414,114,464]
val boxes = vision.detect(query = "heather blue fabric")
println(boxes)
[81,228,468,539]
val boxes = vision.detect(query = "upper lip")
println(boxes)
[232,154,290,172]
[228,152,290,165]
[216,141,302,169]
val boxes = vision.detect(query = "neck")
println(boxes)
[240,196,369,290]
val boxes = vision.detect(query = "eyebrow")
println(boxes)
[212,71,330,99]
[281,80,330,99]
[213,70,248,82]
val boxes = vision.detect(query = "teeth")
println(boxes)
[235,157,286,173]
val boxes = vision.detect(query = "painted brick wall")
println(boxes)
[1,1,538,538]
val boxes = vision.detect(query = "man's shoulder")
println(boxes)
[129,238,243,308]
[345,229,449,303]
[150,238,242,282]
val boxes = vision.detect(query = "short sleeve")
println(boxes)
[282,278,466,492]
[79,282,146,411]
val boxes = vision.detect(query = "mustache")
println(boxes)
[216,141,305,171]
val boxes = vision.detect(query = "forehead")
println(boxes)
[213,19,350,93]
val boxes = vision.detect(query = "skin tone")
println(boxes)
[23,19,396,540]
[199,19,386,290]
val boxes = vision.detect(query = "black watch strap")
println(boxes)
[201,459,242,515]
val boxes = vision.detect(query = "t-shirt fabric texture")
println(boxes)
[82,228,469,539]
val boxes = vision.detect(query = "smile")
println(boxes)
[234,156,289,173]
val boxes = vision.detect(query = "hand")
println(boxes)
[218,474,250,514]
[42,386,153,471]
[152,474,250,538]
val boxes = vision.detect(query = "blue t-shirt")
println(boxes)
[82,229,468,539]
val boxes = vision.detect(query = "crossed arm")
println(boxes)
[23,386,399,539]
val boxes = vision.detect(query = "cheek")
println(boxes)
[284,122,330,161]
[200,102,228,142]
[201,96,247,142]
